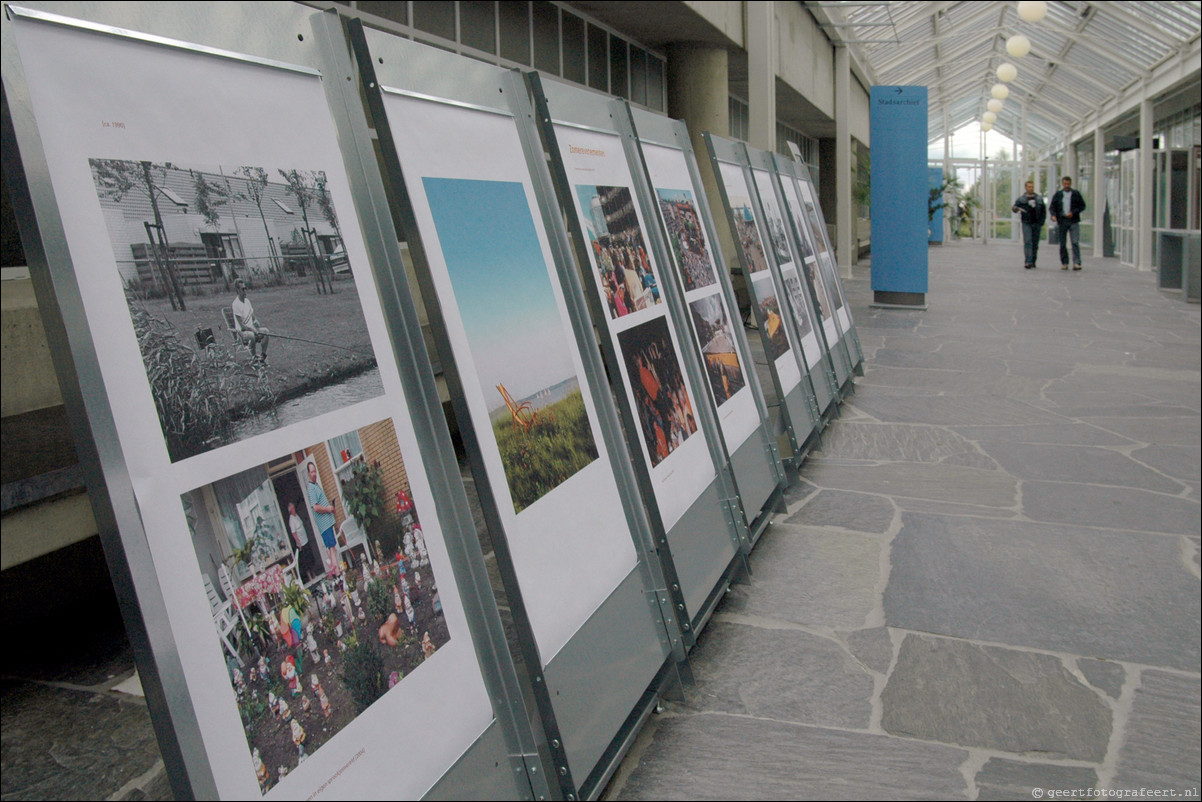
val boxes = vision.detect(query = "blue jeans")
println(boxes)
[1058,222,1081,266]
[1021,223,1042,265]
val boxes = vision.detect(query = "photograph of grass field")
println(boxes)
[424,177,600,514]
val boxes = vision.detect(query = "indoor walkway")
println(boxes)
[604,239,1201,800]
[1,240,1198,801]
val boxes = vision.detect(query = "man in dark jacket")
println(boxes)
[1012,180,1047,270]
[1050,176,1087,270]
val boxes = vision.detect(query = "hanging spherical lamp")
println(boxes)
[991,83,1010,100]
[987,99,1004,113]
[981,122,994,132]
[983,111,998,124]
[997,62,1018,82]
[1006,34,1032,58]
[1017,1,1048,23]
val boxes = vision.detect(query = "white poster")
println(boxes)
[775,176,834,364]
[11,15,492,799]
[379,95,639,662]
[553,127,718,532]
[716,161,802,394]
[640,143,759,453]
[797,178,854,334]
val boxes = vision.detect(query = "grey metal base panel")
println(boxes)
[730,429,779,525]
[544,567,671,784]
[810,353,838,419]
[424,721,530,801]
[666,478,739,621]
[783,384,819,454]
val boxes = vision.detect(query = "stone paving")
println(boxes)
[605,240,1201,801]
[1,240,1198,801]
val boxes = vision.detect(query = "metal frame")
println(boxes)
[778,150,866,378]
[625,108,786,545]
[704,132,825,467]
[749,147,843,415]
[2,4,541,798]
[346,20,680,798]
[526,73,756,643]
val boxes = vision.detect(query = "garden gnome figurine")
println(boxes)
[281,655,300,695]
[403,593,416,629]
[232,666,245,695]
[253,748,269,792]
[277,696,291,721]
[305,624,319,661]
[291,718,306,754]
[422,631,436,658]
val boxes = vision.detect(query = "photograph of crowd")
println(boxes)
[728,199,770,274]
[424,177,600,514]
[616,317,698,467]
[757,289,792,363]
[656,189,717,292]
[783,271,815,340]
[88,157,382,462]
[183,418,450,794]
[689,294,746,406]
[574,184,663,319]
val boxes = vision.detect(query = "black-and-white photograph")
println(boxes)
[783,272,815,340]
[89,158,384,462]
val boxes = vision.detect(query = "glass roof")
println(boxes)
[811,1,1202,153]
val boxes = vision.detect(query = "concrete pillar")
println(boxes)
[835,44,853,278]
[747,1,775,153]
[1093,125,1106,258]
[1138,97,1154,271]
[666,43,734,266]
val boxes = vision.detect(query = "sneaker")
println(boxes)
[1024,263,1034,269]
[1061,264,1069,270]
[1072,264,1082,271]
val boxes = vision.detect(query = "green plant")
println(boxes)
[365,577,393,623]
[341,639,387,714]
[125,291,277,461]
[492,390,599,513]
[341,461,386,537]
[281,581,312,618]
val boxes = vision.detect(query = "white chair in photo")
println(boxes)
[337,516,374,571]
[203,573,243,666]
[218,563,253,643]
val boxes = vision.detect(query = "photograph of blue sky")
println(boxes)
[424,178,580,411]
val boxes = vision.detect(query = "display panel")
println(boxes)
[796,176,854,335]
[552,126,718,531]
[641,143,760,452]
[751,167,825,370]
[379,94,639,661]
[715,161,802,393]
[8,14,493,798]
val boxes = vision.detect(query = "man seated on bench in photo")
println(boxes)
[232,279,270,364]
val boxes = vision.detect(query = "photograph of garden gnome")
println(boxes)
[657,189,718,292]
[183,418,448,794]
[574,184,664,319]
[423,177,600,514]
[617,316,699,467]
[88,158,383,462]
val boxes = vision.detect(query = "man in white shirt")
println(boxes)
[232,280,270,363]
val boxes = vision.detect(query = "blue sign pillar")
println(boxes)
[870,86,929,307]
[928,166,945,244]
